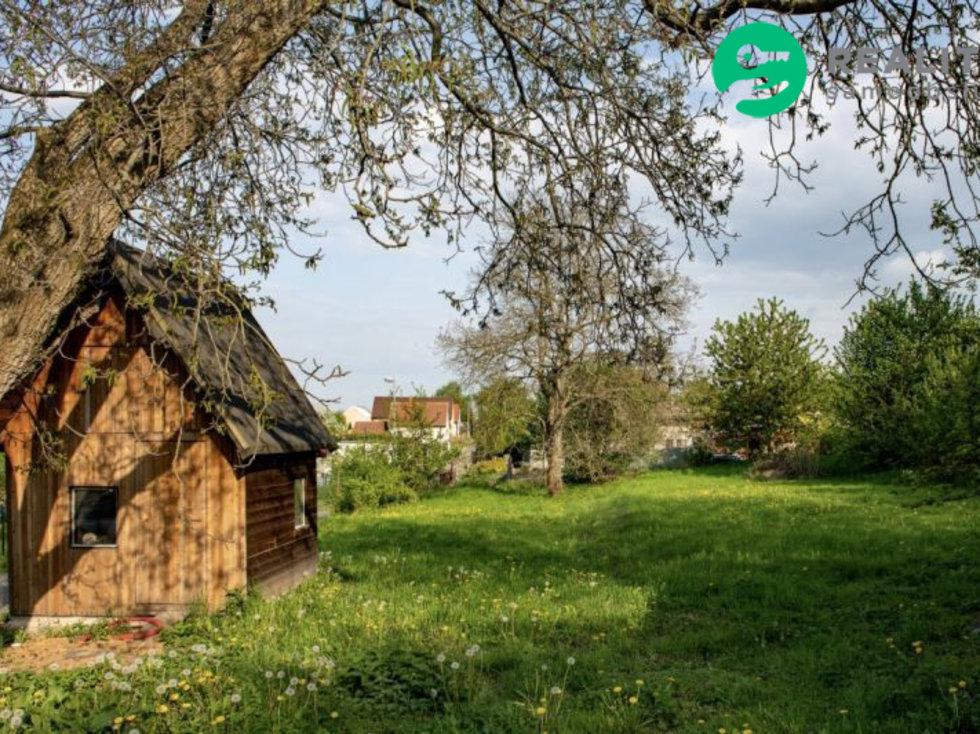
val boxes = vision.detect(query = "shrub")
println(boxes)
[332,447,416,513]
[749,448,819,480]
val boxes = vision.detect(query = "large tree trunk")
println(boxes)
[542,374,567,496]
[0,0,327,400]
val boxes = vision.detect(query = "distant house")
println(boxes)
[341,405,371,430]
[0,241,335,622]
[370,396,461,442]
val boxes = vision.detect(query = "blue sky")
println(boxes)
[255,93,948,410]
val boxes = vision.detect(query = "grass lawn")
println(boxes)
[1,468,979,731]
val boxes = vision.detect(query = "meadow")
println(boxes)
[0,468,978,732]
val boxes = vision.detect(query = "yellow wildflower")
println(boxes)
[329,711,339,719]
[211,715,226,725]
[156,705,169,714]
[628,696,639,705]
[535,706,547,716]
[612,686,622,694]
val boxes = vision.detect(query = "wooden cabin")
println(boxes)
[0,241,336,621]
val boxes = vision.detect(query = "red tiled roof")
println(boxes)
[371,396,457,427]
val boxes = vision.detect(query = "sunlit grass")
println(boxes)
[0,467,978,731]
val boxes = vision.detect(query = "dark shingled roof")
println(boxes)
[107,240,336,459]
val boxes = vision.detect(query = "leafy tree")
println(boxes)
[835,281,980,469]
[434,381,470,425]
[1,0,978,404]
[702,298,826,457]
[440,179,691,495]
[471,378,536,459]
[911,343,980,481]
[563,363,666,482]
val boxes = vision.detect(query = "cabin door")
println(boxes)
[131,441,208,608]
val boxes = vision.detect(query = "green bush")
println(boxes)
[332,447,416,513]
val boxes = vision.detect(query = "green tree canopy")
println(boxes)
[835,281,980,469]
[703,298,826,456]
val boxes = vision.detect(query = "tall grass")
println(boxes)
[0,468,977,731]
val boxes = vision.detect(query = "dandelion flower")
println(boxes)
[155,705,169,714]
[329,711,339,719]
[628,696,638,705]
[230,693,242,704]
[285,687,296,697]
[182,668,191,678]
[264,671,273,679]
[959,681,968,689]
[10,716,22,730]
[311,645,320,654]
[534,707,547,716]
[612,686,622,694]
[277,671,286,679]
[550,686,562,695]
[450,661,460,670]
[566,657,576,666]
[290,677,299,686]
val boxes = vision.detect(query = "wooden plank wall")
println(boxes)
[2,293,247,616]
[245,455,318,596]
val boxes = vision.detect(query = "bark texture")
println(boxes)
[0,0,326,400]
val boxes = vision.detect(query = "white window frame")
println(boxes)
[70,486,119,548]
[294,477,308,529]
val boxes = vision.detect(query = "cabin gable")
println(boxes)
[2,293,247,617]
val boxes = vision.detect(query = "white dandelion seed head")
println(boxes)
[290,677,299,686]
[285,687,296,696]
[541,664,548,671]
[311,644,320,654]
[307,682,317,692]
[181,668,191,678]
[156,684,167,695]
[277,671,285,679]
[167,679,177,688]
[9,715,22,729]
[105,652,116,661]
[0,709,10,721]
[450,661,460,670]
[436,653,446,663]
[567,657,576,666]
[550,686,562,695]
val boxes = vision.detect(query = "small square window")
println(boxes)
[294,477,307,529]
[71,487,118,547]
